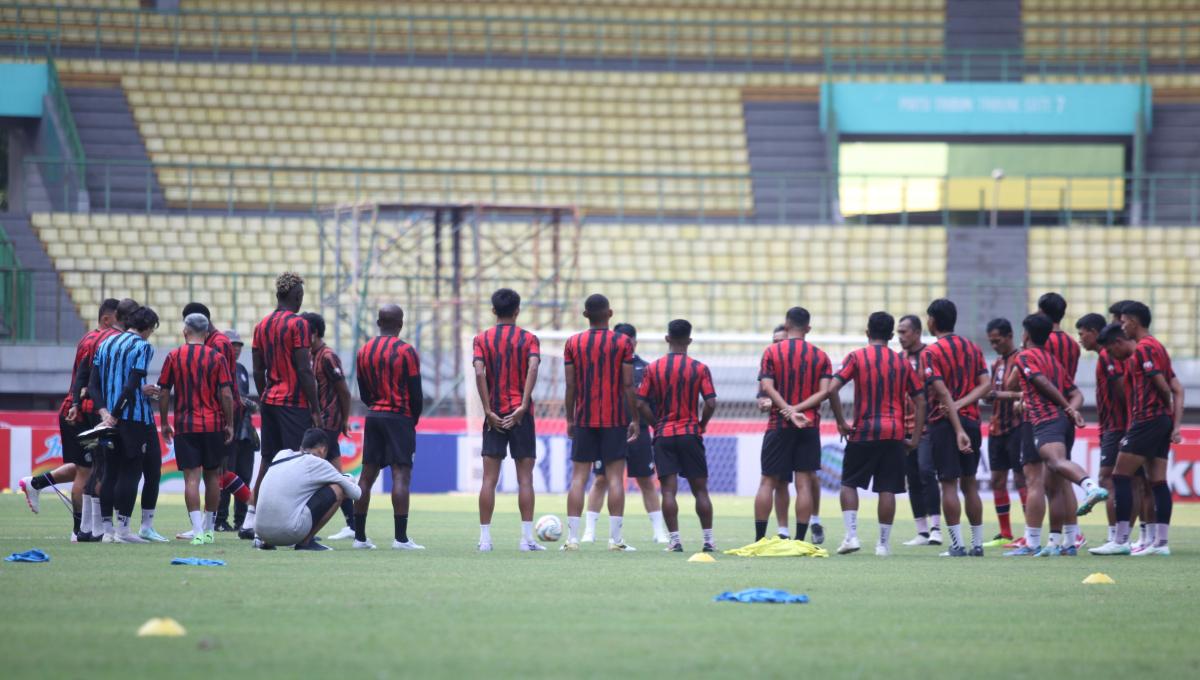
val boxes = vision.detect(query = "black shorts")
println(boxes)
[363,412,416,468]
[931,418,981,481]
[572,426,628,464]
[988,430,1022,472]
[1120,415,1173,460]
[760,426,821,480]
[174,431,227,470]
[481,412,536,460]
[115,421,158,462]
[1064,423,1077,460]
[305,485,339,525]
[654,435,707,481]
[841,440,906,493]
[1034,416,1070,449]
[260,404,311,465]
[594,426,653,476]
[60,413,91,467]
[323,429,343,463]
[1099,430,1124,469]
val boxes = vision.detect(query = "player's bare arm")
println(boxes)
[503,355,540,430]
[334,374,352,435]
[908,396,927,450]
[293,346,321,427]
[826,377,851,437]
[219,384,235,444]
[698,396,716,434]
[622,362,639,443]
[158,382,173,442]
[953,373,992,414]
[929,380,971,452]
[1167,374,1185,442]
[473,359,506,431]
[563,369,576,439]
[252,347,267,397]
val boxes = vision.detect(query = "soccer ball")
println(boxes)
[535,515,562,542]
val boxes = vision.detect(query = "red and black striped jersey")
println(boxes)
[253,310,311,408]
[903,345,925,436]
[312,345,346,430]
[1095,349,1129,434]
[637,353,716,438]
[835,344,923,442]
[989,351,1021,435]
[1043,329,1080,381]
[60,326,120,417]
[356,336,421,416]
[563,329,634,428]
[472,324,540,415]
[921,334,988,424]
[205,328,239,398]
[758,338,832,430]
[1127,336,1175,423]
[158,343,232,433]
[1016,347,1077,426]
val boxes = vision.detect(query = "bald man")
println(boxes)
[352,305,425,550]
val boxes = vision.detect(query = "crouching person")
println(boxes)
[255,428,362,551]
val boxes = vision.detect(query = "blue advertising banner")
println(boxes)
[0,63,48,117]
[822,82,1151,136]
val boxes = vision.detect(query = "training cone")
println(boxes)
[137,617,187,637]
[688,553,716,563]
[1082,573,1116,585]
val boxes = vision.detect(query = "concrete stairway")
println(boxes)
[944,0,1023,82]
[65,87,166,212]
[0,213,85,342]
[945,226,1028,348]
[743,101,832,223]
[1144,104,1200,224]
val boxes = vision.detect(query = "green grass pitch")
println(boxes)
[1,493,1198,679]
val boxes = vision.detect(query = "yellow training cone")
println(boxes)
[1082,573,1116,585]
[137,617,187,637]
[688,553,716,563]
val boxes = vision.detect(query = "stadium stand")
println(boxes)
[2,1,945,63]
[1023,0,1200,61]
[1028,226,1200,355]
[29,212,946,344]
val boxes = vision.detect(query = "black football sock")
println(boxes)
[73,512,82,534]
[354,513,368,542]
[394,514,409,543]
[796,523,808,542]
[754,520,767,541]
[31,473,55,490]
[341,498,355,527]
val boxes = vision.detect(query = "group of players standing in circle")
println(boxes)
[19,274,1181,557]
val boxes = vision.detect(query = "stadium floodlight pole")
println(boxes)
[990,168,1005,228]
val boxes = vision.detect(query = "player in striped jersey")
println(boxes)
[982,318,1026,548]
[1076,313,1129,553]
[472,289,543,552]
[755,307,831,543]
[91,306,161,543]
[1093,303,1184,556]
[897,314,941,547]
[1004,314,1106,557]
[921,299,987,557]
[157,314,235,546]
[562,294,639,551]
[635,320,718,553]
[20,299,119,541]
[301,312,355,541]
[352,304,425,551]
[1036,293,1085,549]
[583,323,670,545]
[241,272,320,542]
[812,312,925,556]
[756,325,801,540]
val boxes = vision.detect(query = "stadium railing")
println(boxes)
[823,46,1157,80]
[21,157,1200,227]
[0,222,34,341]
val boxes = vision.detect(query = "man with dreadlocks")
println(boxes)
[239,272,321,544]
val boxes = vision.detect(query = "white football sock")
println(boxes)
[1064,524,1078,548]
[479,524,491,543]
[91,498,104,535]
[1148,523,1158,543]
[117,514,132,535]
[567,516,580,542]
[842,510,858,539]
[1107,525,1116,543]
[970,524,983,549]
[140,508,155,531]
[879,523,892,548]
[810,514,821,526]
[520,521,533,542]
[1048,532,1062,547]
[929,514,942,530]
[1154,523,1169,546]
[1026,526,1042,548]
[81,494,93,532]
[189,510,204,536]
[702,528,713,544]
[947,524,963,549]
[1080,477,1098,493]
[102,516,114,537]
[648,510,665,536]
[584,511,600,534]
[609,516,623,544]
[669,531,681,543]
[776,525,790,538]
[1115,521,1131,544]
[243,506,256,530]
[915,516,928,534]
[204,512,215,532]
